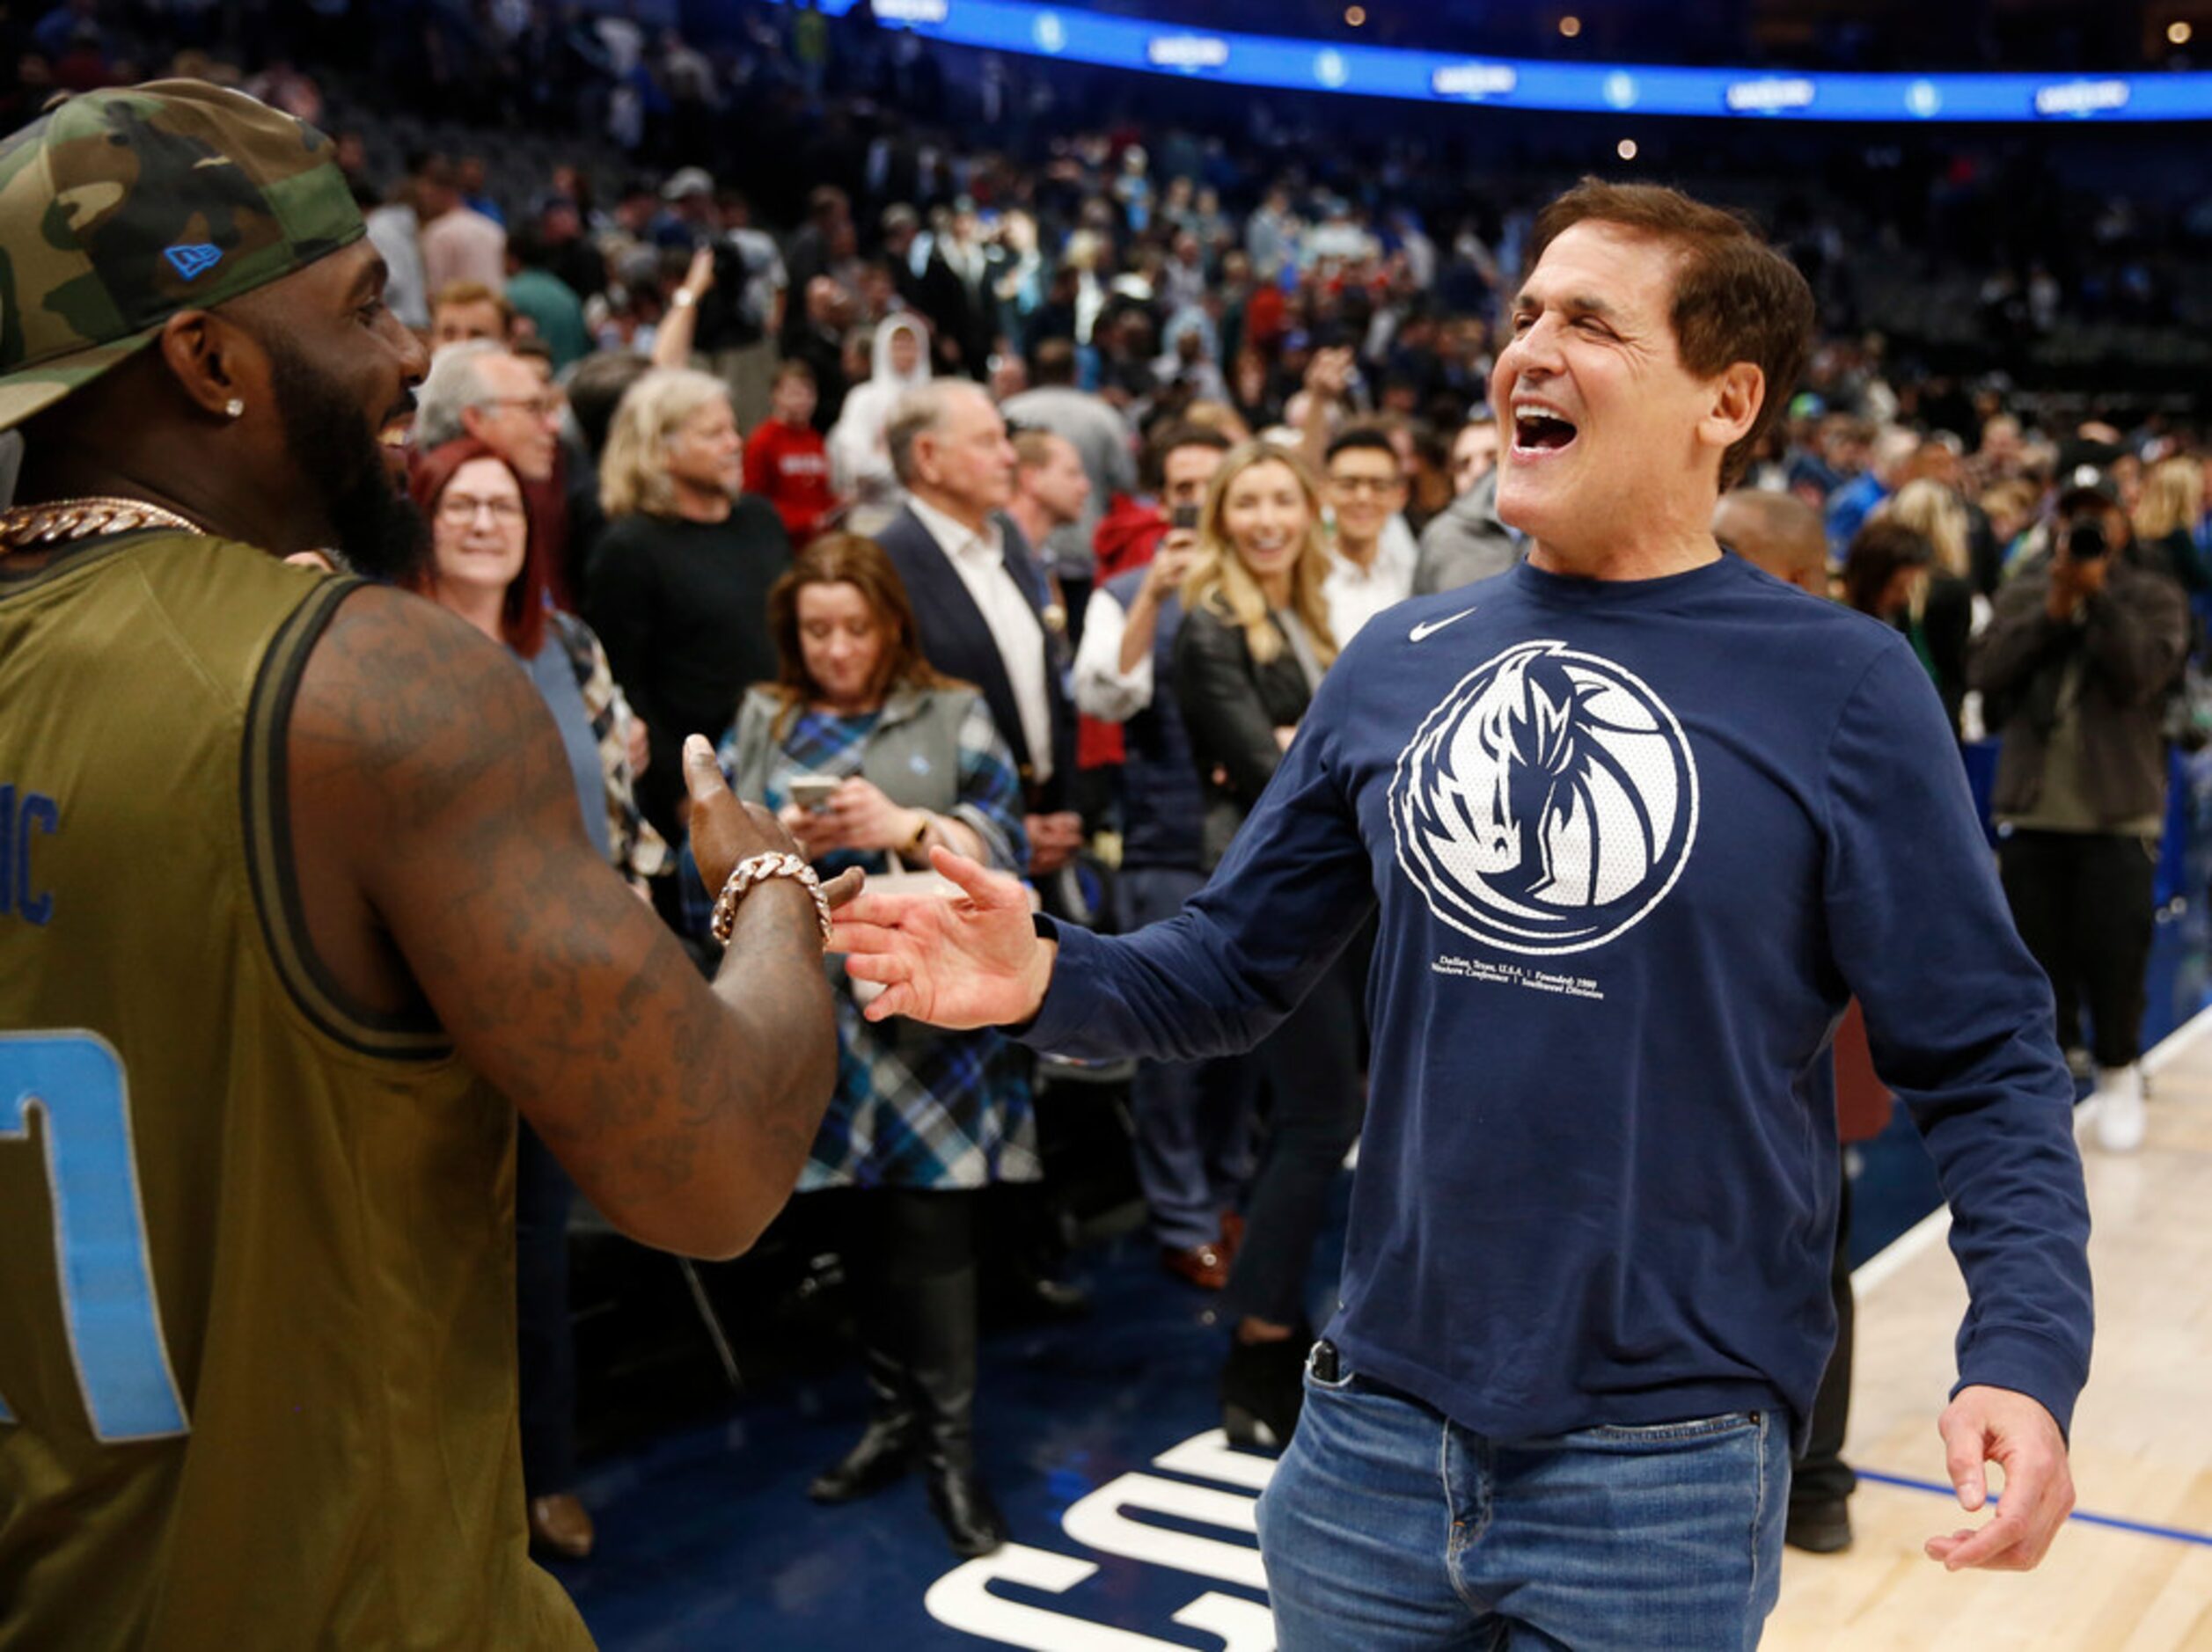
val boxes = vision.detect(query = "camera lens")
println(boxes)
[2066,522,2108,559]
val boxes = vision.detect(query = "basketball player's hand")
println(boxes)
[685,737,862,910]
[830,845,1054,1027]
[1924,1385,2075,1572]
[777,802,844,863]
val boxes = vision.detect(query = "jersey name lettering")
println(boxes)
[0,782,60,927]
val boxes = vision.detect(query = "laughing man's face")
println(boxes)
[1491,220,1728,560]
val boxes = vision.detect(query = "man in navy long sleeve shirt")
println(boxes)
[831,181,2090,1650]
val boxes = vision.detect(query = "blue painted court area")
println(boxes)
[564,749,2212,1649]
[563,1219,1278,1650]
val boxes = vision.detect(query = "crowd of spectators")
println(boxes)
[15,0,2212,375]
[11,0,2209,1582]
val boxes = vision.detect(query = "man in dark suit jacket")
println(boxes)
[875,380,1082,877]
[876,380,1095,1324]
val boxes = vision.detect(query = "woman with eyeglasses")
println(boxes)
[585,368,795,842]
[405,437,668,1565]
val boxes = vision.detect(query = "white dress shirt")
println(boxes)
[1322,514,1419,647]
[1073,586,1151,723]
[908,494,1055,784]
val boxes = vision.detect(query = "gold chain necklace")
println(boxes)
[0,495,209,551]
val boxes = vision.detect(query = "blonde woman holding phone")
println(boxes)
[1174,442,1367,1451]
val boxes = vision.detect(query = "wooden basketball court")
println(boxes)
[1763,1018,2212,1650]
[565,1010,2212,1649]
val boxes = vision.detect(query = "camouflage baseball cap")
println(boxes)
[0,79,365,432]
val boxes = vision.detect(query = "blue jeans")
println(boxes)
[1256,1356,1790,1650]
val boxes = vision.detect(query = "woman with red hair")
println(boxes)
[405,438,666,1564]
[407,437,663,890]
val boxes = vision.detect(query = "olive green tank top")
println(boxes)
[0,532,593,1648]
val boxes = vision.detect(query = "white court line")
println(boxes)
[1852,991,2212,1289]
[1850,1205,1951,1293]
[2141,995,2212,1080]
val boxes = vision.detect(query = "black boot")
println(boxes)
[925,1457,1009,1559]
[901,1244,1009,1558]
[809,1346,917,1504]
[1220,1327,1309,1450]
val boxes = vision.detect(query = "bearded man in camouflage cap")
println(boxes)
[0,84,851,1649]
[0,77,428,570]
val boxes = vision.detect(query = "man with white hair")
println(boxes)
[874,381,1081,878]
[414,340,560,484]
[414,339,571,597]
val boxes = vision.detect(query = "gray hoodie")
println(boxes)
[1413,469,1519,596]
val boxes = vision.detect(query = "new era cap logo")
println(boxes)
[164,243,223,281]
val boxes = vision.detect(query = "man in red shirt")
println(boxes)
[743,361,838,545]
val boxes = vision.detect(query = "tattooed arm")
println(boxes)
[286,586,839,1258]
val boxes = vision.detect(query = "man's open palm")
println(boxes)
[830,848,1054,1028]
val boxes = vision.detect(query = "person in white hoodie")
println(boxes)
[830,313,934,536]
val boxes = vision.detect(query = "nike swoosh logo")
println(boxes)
[1409,607,1478,643]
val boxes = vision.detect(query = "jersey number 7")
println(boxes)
[0,1032,190,1442]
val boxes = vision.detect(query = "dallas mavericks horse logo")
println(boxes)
[1390,641,1698,955]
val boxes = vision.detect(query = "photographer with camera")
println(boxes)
[1971,471,2189,1151]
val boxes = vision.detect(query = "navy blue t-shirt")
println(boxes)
[1026,552,2092,1444]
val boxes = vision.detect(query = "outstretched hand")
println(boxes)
[1924,1385,2075,1572]
[685,736,862,912]
[829,845,1054,1027]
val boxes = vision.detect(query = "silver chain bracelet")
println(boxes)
[709,852,833,947]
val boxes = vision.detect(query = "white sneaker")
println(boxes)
[2095,1064,2146,1153]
